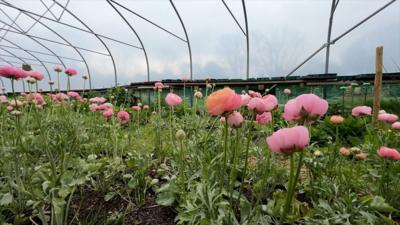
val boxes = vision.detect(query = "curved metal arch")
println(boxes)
[0,20,67,70]
[1,0,92,89]
[1,37,53,79]
[241,0,249,80]
[107,0,150,81]
[52,0,118,87]
[169,0,193,80]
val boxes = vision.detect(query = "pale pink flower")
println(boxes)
[0,95,8,103]
[117,111,130,124]
[220,117,226,123]
[355,153,368,159]
[240,94,251,106]
[377,147,400,160]
[6,105,13,112]
[283,94,328,122]
[247,95,277,114]
[20,92,27,97]
[165,93,183,107]
[89,97,106,104]
[378,113,398,123]
[227,111,244,128]
[339,147,350,156]
[284,88,291,95]
[154,82,164,89]
[392,122,400,130]
[54,65,63,73]
[351,106,372,117]
[54,93,69,101]
[181,76,189,82]
[248,90,262,98]
[256,112,272,125]
[143,105,149,110]
[89,103,98,111]
[266,126,309,154]
[194,91,203,99]
[67,91,80,99]
[29,71,44,81]
[132,106,141,111]
[27,93,45,106]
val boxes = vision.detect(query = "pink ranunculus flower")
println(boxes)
[54,93,69,101]
[355,153,368,160]
[262,94,278,110]
[241,94,251,106]
[0,95,7,103]
[132,106,141,111]
[0,66,29,80]
[29,71,44,81]
[283,94,328,122]
[378,113,398,123]
[117,111,130,124]
[65,68,77,76]
[27,93,45,106]
[206,87,241,116]
[103,109,113,119]
[248,90,262,98]
[351,106,372,117]
[284,88,291,95]
[67,91,80,99]
[89,97,106,104]
[256,112,272,125]
[165,93,183,107]
[247,97,269,114]
[227,111,244,128]
[330,115,344,124]
[97,104,108,111]
[339,147,350,156]
[266,126,309,154]
[392,122,400,130]
[89,103,98,111]
[154,82,164,89]
[377,147,400,160]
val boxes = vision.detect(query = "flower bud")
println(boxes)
[175,129,186,141]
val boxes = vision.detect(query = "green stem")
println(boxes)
[237,116,255,207]
[221,119,229,191]
[279,151,304,225]
[179,139,185,190]
[229,128,240,204]
[57,72,60,93]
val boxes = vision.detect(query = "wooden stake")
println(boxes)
[372,46,383,122]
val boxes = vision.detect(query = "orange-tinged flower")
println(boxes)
[330,115,344,124]
[206,87,241,116]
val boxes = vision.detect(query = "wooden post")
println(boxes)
[372,46,383,122]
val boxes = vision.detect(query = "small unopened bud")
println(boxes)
[175,129,186,140]
[313,150,322,157]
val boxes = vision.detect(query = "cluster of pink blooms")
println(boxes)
[351,105,399,128]
[26,93,46,107]
[339,147,368,159]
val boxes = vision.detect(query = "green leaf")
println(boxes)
[369,196,397,213]
[105,192,116,202]
[156,192,175,206]
[0,193,13,206]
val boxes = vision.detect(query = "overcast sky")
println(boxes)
[0,0,399,91]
